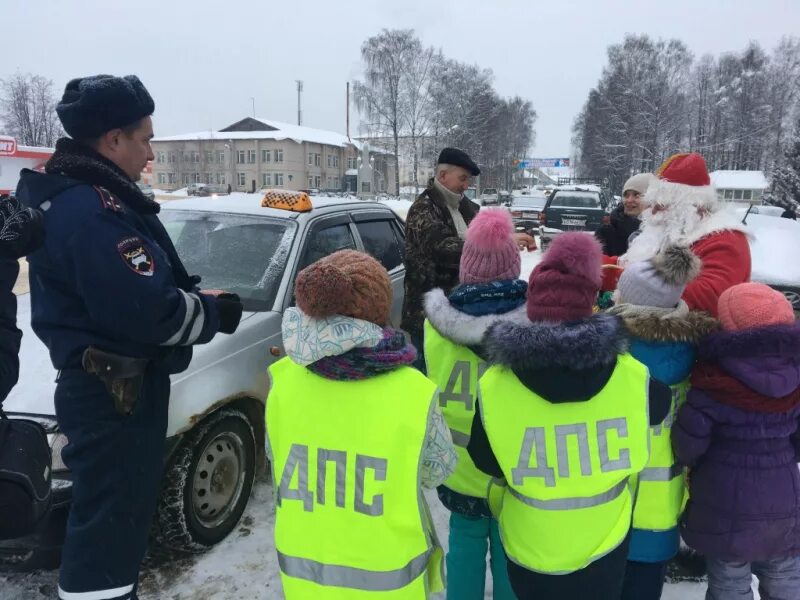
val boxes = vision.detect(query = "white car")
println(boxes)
[742,210,800,310]
[0,194,408,569]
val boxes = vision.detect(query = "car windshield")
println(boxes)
[550,191,601,209]
[512,197,547,208]
[159,210,296,311]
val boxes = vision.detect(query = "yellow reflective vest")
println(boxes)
[633,380,689,532]
[424,320,492,500]
[266,357,444,598]
[480,353,650,574]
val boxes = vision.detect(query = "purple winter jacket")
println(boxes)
[671,322,800,562]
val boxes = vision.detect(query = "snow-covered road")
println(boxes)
[1,476,737,599]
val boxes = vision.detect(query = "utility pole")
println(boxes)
[296,80,303,126]
[250,97,255,118]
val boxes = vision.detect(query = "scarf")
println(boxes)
[433,178,467,239]
[448,279,527,316]
[45,137,160,215]
[309,328,417,381]
[692,361,800,414]
[282,308,384,366]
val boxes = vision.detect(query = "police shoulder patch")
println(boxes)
[117,236,155,276]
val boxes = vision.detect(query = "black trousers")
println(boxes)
[620,559,668,600]
[507,534,631,600]
[55,367,170,599]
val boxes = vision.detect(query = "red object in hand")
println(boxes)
[601,255,623,291]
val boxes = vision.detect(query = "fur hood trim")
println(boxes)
[609,301,719,343]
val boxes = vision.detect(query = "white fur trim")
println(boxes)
[622,180,750,265]
[423,288,529,346]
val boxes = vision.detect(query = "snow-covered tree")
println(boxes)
[764,115,800,210]
[1,72,63,147]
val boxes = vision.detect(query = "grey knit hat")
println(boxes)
[622,173,653,196]
[617,246,701,308]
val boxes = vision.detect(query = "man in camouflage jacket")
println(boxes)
[401,148,535,361]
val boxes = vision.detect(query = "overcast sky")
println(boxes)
[4,0,799,156]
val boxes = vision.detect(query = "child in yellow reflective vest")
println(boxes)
[423,209,528,600]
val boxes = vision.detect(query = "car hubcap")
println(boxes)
[192,431,246,529]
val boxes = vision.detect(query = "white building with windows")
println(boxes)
[710,170,769,205]
[150,117,396,194]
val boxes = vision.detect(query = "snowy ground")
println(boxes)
[0,477,720,599]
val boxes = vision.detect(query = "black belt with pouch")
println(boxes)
[82,346,150,415]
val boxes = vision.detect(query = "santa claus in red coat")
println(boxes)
[603,152,751,316]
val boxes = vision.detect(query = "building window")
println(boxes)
[274,149,284,163]
[156,152,165,164]
[308,176,314,188]
[314,175,321,188]
[216,150,225,163]
[262,173,271,186]
[192,152,200,163]
[168,173,176,184]
[237,150,246,164]
[215,173,226,185]
[334,155,339,168]
[327,154,333,168]
[347,157,357,169]
[182,153,191,163]
[308,152,313,166]
[192,172,201,183]
[734,189,743,200]
[742,190,753,201]
[334,177,339,189]
[238,172,246,186]
[248,150,256,164]
[168,152,176,164]
[262,149,271,163]
[157,172,166,184]
[275,173,284,186]
[182,173,190,185]
[205,151,213,163]
[314,153,321,167]
[752,189,762,202]
[723,189,734,200]
[204,173,213,184]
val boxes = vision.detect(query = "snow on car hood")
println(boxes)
[745,213,800,286]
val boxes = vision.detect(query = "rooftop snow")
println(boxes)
[710,170,768,190]
[153,117,362,149]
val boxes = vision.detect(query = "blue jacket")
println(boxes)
[610,305,719,563]
[16,168,219,371]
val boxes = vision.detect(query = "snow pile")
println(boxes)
[710,170,769,190]
[379,198,413,220]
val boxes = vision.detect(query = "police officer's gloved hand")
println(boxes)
[215,292,243,335]
[0,196,45,260]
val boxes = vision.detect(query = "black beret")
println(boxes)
[56,75,155,140]
[437,147,480,176]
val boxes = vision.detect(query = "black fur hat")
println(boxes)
[437,147,480,176]
[56,75,154,140]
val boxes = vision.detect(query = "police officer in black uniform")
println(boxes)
[16,75,243,600]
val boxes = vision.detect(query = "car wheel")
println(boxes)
[153,408,256,553]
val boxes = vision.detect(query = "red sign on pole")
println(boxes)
[0,136,16,156]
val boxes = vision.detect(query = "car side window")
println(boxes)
[298,223,356,271]
[355,219,404,271]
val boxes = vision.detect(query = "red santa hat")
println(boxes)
[644,152,718,212]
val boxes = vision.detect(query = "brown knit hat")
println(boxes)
[294,249,393,326]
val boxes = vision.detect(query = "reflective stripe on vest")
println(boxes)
[480,353,651,574]
[633,379,689,532]
[267,357,442,598]
[424,320,491,499]
[277,548,432,591]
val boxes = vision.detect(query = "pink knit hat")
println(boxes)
[527,233,602,322]
[459,208,521,284]
[717,283,794,331]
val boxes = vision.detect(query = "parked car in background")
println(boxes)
[0,195,408,569]
[481,187,500,205]
[195,184,230,197]
[539,185,611,249]
[741,209,800,311]
[186,183,208,196]
[499,190,512,205]
[136,183,155,201]
[464,187,478,202]
[509,193,548,236]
